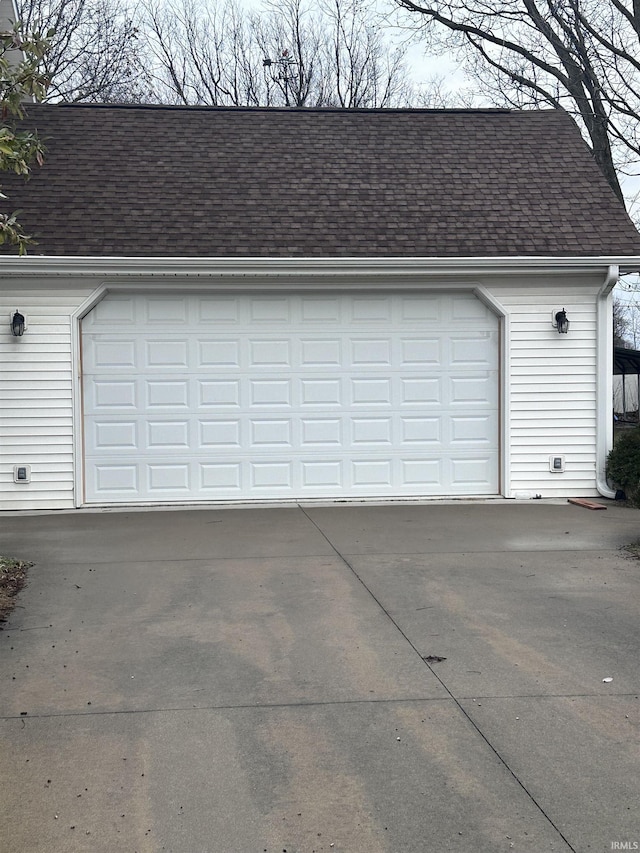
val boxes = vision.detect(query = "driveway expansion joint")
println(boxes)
[299,505,580,853]
[0,695,454,721]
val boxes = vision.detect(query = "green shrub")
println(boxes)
[607,427,640,504]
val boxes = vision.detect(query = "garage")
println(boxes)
[81,290,499,504]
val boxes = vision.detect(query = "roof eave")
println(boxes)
[0,255,638,278]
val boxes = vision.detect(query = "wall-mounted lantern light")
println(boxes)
[552,308,569,334]
[10,310,26,337]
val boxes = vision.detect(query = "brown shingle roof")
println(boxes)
[2,103,640,257]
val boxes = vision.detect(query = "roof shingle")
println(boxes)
[2,103,639,258]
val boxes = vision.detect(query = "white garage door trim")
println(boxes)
[78,287,502,505]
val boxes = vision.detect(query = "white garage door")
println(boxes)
[81,291,499,503]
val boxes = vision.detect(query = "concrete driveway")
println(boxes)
[0,501,639,853]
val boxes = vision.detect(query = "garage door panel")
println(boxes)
[250,379,292,407]
[198,380,240,407]
[400,295,443,323]
[146,420,190,449]
[251,461,293,488]
[145,380,189,409]
[402,458,442,486]
[85,453,501,500]
[451,414,498,444]
[249,339,291,367]
[249,297,290,323]
[301,460,343,488]
[400,417,442,445]
[350,338,392,366]
[85,339,137,370]
[449,334,496,365]
[143,296,188,324]
[196,296,241,324]
[297,378,340,407]
[300,296,341,323]
[300,338,342,366]
[198,340,240,367]
[199,419,241,448]
[300,418,342,446]
[451,293,494,320]
[350,296,393,322]
[87,380,137,410]
[89,421,137,451]
[401,377,441,405]
[352,459,393,486]
[94,464,138,493]
[83,295,136,327]
[351,417,393,446]
[145,340,189,368]
[450,456,497,486]
[148,463,190,491]
[449,375,497,406]
[350,378,391,406]
[87,413,499,457]
[400,338,441,366]
[202,459,247,486]
[250,419,292,448]
[200,463,242,490]
[82,292,499,503]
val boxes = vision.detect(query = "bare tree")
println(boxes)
[391,0,640,202]
[16,0,148,102]
[141,0,418,108]
[321,0,415,106]
[617,274,640,342]
[141,0,261,105]
[12,0,462,108]
[614,295,632,347]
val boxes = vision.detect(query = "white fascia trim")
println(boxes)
[71,286,110,507]
[1,255,640,279]
[473,286,511,498]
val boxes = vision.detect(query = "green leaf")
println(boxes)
[0,19,51,255]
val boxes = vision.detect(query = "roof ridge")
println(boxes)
[30,102,523,115]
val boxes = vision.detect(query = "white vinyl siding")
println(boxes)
[492,277,603,497]
[0,271,608,510]
[0,285,94,510]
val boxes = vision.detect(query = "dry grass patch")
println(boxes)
[623,542,640,560]
[0,557,32,626]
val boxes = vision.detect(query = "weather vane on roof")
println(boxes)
[263,49,298,105]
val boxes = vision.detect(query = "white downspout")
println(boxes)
[596,264,618,498]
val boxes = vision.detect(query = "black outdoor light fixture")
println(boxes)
[10,310,25,337]
[552,308,570,334]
